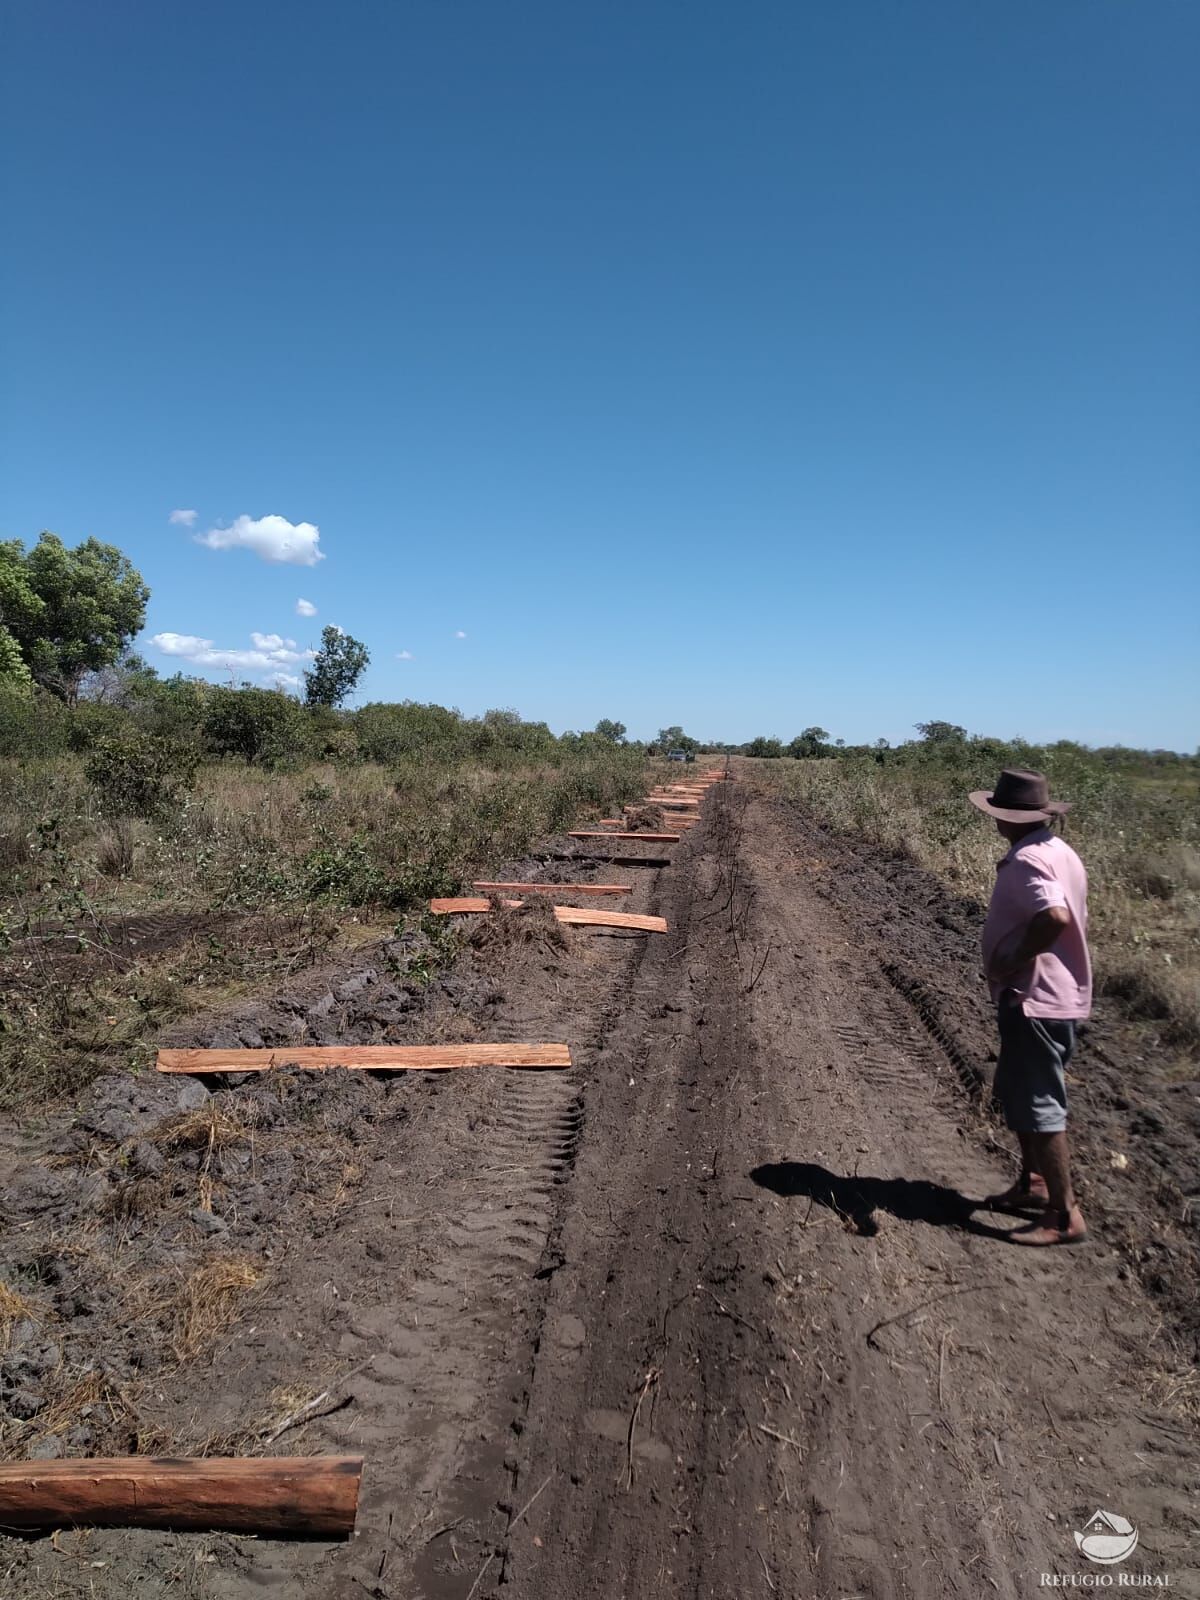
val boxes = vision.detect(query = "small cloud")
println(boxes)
[454,630,467,639]
[295,598,317,617]
[149,628,316,685]
[169,508,198,528]
[273,673,304,692]
[196,513,324,567]
[395,650,414,661]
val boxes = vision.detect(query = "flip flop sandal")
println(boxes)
[1008,1209,1088,1247]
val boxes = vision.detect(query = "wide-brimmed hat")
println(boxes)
[968,768,1070,824]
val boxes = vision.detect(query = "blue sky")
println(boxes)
[2,1,1196,748]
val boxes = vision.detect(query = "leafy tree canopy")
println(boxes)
[656,725,700,754]
[915,720,967,743]
[594,718,627,743]
[304,626,370,708]
[1,533,149,702]
[787,726,831,758]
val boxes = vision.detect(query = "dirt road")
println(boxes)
[4,780,1197,1597]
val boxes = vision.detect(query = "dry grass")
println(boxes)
[144,1254,264,1365]
[1145,1360,1200,1422]
[0,1279,41,1349]
[149,1103,252,1155]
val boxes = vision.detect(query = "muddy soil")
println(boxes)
[2,787,1197,1598]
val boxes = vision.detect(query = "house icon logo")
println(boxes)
[1074,1510,1139,1565]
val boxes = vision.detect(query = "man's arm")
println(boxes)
[988,904,1071,979]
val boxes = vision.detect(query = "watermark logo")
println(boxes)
[1040,1508,1168,1588]
[1075,1512,1139,1567]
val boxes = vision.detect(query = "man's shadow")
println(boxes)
[750,1161,1009,1239]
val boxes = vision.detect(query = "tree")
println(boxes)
[915,720,967,743]
[0,542,43,686]
[594,718,626,743]
[656,725,700,754]
[787,726,831,759]
[304,626,370,708]
[2,533,149,703]
[745,736,784,758]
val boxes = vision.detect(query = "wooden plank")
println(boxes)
[568,831,680,842]
[0,1456,362,1537]
[554,906,668,933]
[430,897,522,912]
[156,1043,572,1075]
[473,882,633,896]
[429,900,668,934]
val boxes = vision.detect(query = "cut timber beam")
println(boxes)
[0,1456,362,1537]
[429,899,668,933]
[156,1044,571,1075]
[556,906,668,933]
[431,896,521,911]
[568,831,680,843]
[473,882,633,896]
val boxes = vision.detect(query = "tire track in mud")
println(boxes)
[406,836,698,1600]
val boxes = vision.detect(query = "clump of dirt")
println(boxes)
[468,898,570,962]
[622,804,666,832]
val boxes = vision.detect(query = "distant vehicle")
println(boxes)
[667,749,694,763]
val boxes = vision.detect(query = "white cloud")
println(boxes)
[395,650,414,661]
[169,508,198,528]
[195,513,324,566]
[149,629,316,683]
[454,630,467,639]
[295,598,317,617]
[272,673,304,692]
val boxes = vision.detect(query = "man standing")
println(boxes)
[971,769,1091,1246]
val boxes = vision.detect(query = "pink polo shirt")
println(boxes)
[981,828,1092,1019]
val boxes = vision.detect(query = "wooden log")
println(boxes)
[156,1044,572,1075]
[0,1455,363,1537]
[429,900,668,933]
[568,831,680,843]
[473,882,633,896]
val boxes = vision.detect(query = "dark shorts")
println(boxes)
[993,996,1075,1135]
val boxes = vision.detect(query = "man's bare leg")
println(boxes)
[1010,1130,1086,1245]
[1017,1131,1046,1187]
[986,1131,1049,1210]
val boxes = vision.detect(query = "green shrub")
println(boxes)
[0,684,70,759]
[203,686,308,766]
[303,835,386,905]
[85,732,199,818]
